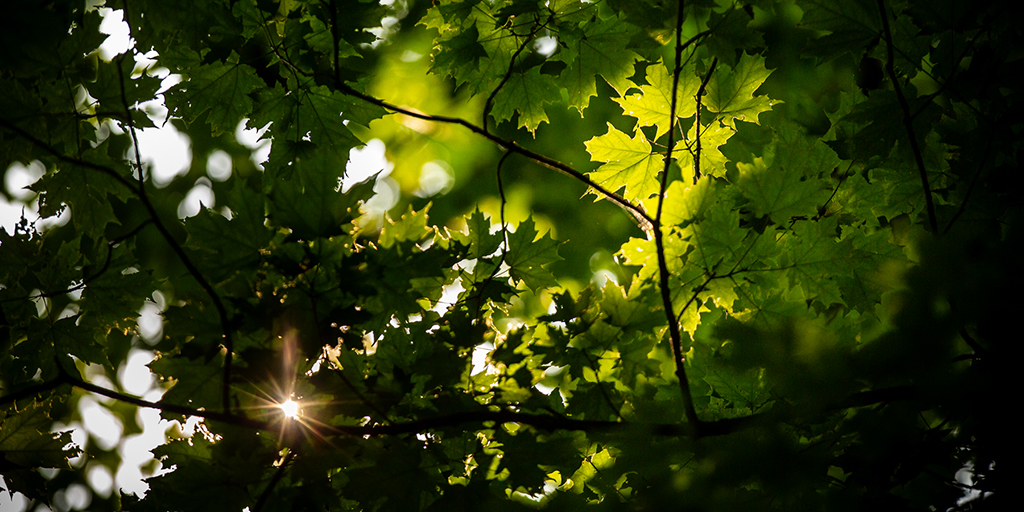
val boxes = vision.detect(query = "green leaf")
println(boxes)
[504,217,562,293]
[488,67,559,132]
[797,0,880,59]
[615,59,702,140]
[703,367,770,413]
[149,352,225,417]
[705,53,777,129]
[430,24,489,86]
[660,177,715,226]
[1,3,1011,510]
[32,165,123,237]
[142,428,275,512]
[456,208,504,261]
[267,152,374,239]
[166,50,266,135]
[185,180,272,281]
[675,120,735,180]
[779,218,848,306]
[559,15,642,109]
[379,204,432,249]
[735,125,838,225]
[585,123,663,204]
[0,398,79,469]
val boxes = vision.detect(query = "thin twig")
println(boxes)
[326,0,341,89]
[472,151,514,317]
[329,80,655,232]
[693,58,718,184]
[253,450,297,512]
[814,161,856,220]
[876,0,938,234]
[483,23,540,133]
[943,136,992,235]
[0,219,152,304]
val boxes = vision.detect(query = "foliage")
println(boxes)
[0,0,1014,510]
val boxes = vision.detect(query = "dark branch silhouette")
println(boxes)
[876,0,938,234]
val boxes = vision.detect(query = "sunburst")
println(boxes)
[279,398,301,419]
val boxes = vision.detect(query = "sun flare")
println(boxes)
[280,399,300,419]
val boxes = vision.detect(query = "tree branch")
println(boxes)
[3,87,238,416]
[1,370,924,443]
[876,0,938,234]
[693,58,718,184]
[330,80,655,233]
[0,118,137,191]
[253,450,297,512]
[653,0,702,430]
[116,2,238,414]
[256,23,654,232]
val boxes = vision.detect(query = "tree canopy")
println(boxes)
[0,0,1014,510]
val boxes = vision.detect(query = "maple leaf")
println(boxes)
[615,59,702,140]
[0,2,1010,510]
[585,123,663,204]
[0,399,79,469]
[166,50,266,135]
[559,15,642,110]
[797,0,880,59]
[735,124,839,225]
[430,24,489,87]
[489,67,560,132]
[660,178,716,226]
[705,53,777,129]
[504,217,562,293]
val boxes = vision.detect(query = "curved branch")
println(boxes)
[876,0,938,234]
[113,1,239,415]
[0,118,137,191]
[255,16,654,232]
[330,81,655,233]
[3,105,238,416]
